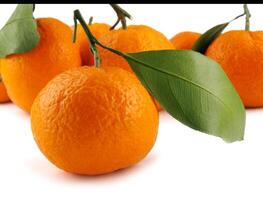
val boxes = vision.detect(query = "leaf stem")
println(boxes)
[228,12,245,23]
[73,10,101,67]
[244,4,251,31]
[110,4,132,30]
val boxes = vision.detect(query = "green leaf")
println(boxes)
[192,13,245,54]
[192,22,228,54]
[125,50,245,142]
[0,4,40,58]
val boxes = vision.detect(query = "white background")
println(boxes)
[1,4,263,200]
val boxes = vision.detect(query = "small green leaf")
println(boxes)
[192,12,245,54]
[0,4,40,58]
[192,23,228,54]
[125,50,245,142]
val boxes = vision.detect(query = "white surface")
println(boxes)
[1,4,263,200]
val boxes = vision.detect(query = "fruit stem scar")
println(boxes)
[244,4,251,31]
[110,4,132,30]
[73,10,101,67]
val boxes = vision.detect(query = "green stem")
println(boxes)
[72,9,177,76]
[244,4,251,31]
[110,4,132,30]
[73,10,101,67]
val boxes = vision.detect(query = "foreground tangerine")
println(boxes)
[170,31,201,49]
[206,30,263,107]
[31,67,159,175]
[1,18,81,112]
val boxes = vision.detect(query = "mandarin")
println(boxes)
[206,30,263,107]
[98,25,174,72]
[31,67,159,175]
[75,23,110,65]
[1,18,81,112]
[170,31,201,49]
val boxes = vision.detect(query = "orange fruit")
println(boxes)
[206,30,263,107]
[170,31,201,49]
[31,67,159,175]
[99,25,174,72]
[98,25,174,111]
[1,18,81,112]
[75,23,110,65]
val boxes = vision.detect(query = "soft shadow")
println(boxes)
[27,153,158,184]
[0,102,29,118]
[0,102,13,110]
[12,105,29,118]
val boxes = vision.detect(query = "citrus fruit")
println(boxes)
[170,31,201,49]
[1,18,81,112]
[206,30,263,107]
[31,66,159,175]
[75,23,110,65]
[98,25,174,72]
[98,25,174,111]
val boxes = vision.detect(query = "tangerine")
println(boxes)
[31,67,159,175]
[75,23,110,65]
[206,30,263,107]
[1,18,81,112]
[170,31,201,49]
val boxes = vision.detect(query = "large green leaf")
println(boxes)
[125,50,245,142]
[0,4,40,58]
[72,8,246,142]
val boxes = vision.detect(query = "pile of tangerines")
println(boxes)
[0,4,262,175]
